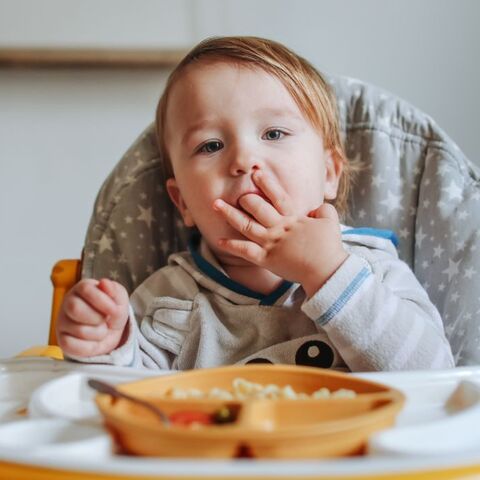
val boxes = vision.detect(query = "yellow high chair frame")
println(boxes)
[49,259,82,344]
[18,259,81,360]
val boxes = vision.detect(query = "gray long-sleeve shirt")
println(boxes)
[74,227,455,371]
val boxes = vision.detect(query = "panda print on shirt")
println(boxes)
[242,335,345,370]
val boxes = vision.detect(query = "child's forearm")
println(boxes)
[301,253,455,371]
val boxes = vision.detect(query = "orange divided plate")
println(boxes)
[94,364,405,459]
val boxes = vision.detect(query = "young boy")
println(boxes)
[57,37,455,371]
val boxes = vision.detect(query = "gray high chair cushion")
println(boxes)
[82,75,480,366]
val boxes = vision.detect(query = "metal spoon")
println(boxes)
[88,378,170,425]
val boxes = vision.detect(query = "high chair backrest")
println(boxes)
[79,75,480,366]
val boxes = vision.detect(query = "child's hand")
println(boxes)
[56,278,130,357]
[213,171,348,297]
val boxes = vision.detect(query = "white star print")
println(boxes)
[458,210,469,220]
[399,228,410,239]
[433,245,444,258]
[125,216,133,224]
[438,164,450,177]
[442,259,461,281]
[451,292,460,302]
[358,209,366,219]
[464,267,477,279]
[161,241,169,255]
[137,205,155,228]
[95,234,113,253]
[415,227,427,248]
[444,181,463,201]
[438,283,445,292]
[371,174,385,188]
[124,175,135,185]
[381,190,403,213]
[437,200,447,210]
[472,191,480,201]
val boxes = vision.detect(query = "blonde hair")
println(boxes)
[156,36,354,216]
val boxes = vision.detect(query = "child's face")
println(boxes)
[165,61,342,264]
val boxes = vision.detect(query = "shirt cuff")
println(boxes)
[301,254,372,327]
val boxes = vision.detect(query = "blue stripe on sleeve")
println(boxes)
[316,267,371,326]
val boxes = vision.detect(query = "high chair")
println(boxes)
[46,75,480,366]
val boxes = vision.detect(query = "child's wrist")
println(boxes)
[301,250,349,298]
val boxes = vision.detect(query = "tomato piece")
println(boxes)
[169,410,212,426]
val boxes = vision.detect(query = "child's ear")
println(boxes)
[323,149,343,200]
[166,178,195,227]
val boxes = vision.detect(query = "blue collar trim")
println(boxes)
[342,227,399,247]
[188,235,293,306]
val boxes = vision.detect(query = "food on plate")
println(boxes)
[169,405,238,428]
[166,377,356,401]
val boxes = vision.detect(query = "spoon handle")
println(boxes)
[88,378,170,425]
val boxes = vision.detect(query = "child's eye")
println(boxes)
[263,129,286,141]
[198,140,223,154]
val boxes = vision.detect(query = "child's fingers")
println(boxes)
[308,203,340,223]
[62,293,108,326]
[58,333,114,358]
[213,199,268,241]
[58,320,109,342]
[252,170,294,216]
[217,238,266,265]
[72,280,119,318]
[237,193,282,228]
[97,279,128,305]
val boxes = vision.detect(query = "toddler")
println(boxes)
[57,37,455,371]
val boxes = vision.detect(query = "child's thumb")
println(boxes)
[308,203,339,222]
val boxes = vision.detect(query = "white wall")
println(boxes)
[0,0,479,357]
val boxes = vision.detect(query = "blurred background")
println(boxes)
[0,0,478,357]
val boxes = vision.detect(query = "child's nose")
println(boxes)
[229,147,261,176]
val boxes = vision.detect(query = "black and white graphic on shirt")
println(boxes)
[245,357,273,364]
[295,340,334,368]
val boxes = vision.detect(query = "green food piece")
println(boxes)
[212,406,237,424]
